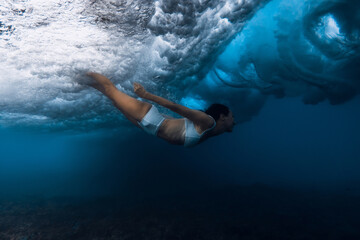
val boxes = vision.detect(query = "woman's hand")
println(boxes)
[133,82,148,98]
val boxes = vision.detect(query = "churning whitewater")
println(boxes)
[0,0,359,131]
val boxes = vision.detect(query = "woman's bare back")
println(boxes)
[156,118,185,145]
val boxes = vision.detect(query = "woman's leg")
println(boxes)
[87,72,152,127]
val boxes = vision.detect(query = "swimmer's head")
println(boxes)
[205,103,236,132]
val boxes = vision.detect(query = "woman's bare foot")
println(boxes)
[86,72,115,96]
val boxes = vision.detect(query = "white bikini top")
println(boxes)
[183,115,216,147]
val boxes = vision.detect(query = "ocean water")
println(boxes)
[1,0,360,239]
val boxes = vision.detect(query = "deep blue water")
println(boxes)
[1,95,359,199]
[1,94,360,239]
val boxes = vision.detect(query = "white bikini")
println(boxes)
[138,104,216,147]
[137,104,166,136]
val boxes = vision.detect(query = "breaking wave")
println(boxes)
[0,0,358,131]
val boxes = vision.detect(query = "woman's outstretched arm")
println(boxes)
[134,83,214,127]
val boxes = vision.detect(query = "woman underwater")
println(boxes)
[87,72,236,147]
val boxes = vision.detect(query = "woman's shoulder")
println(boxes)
[205,115,216,128]
[195,114,215,131]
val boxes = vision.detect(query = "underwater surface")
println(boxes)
[1,0,360,239]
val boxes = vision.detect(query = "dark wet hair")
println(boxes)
[205,103,230,121]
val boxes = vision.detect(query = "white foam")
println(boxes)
[0,0,271,130]
[0,0,155,130]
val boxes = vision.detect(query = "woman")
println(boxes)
[87,72,236,147]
